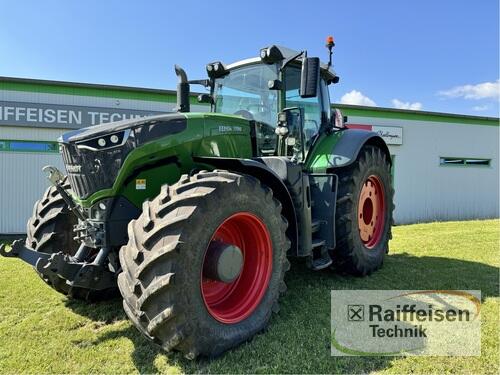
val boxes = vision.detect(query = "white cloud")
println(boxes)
[391,99,423,110]
[438,80,500,100]
[340,90,377,106]
[472,104,489,111]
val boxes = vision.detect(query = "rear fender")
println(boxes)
[306,129,391,172]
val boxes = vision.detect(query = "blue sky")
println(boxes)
[1,0,498,116]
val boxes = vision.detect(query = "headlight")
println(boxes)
[206,61,227,78]
[75,129,130,151]
[89,198,113,220]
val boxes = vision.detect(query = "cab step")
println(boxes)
[311,220,322,233]
[311,256,333,271]
[311,238,326,249]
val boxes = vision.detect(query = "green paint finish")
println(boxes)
[336,105,499,127]
[304,131,345,172]
[0,79,207,104]
[197,114,252,158]
[75,113,252,208]
[121,163,182,207]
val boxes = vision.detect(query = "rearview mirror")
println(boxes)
[300,57,320,98]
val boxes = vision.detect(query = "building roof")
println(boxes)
[1,76,498,127]
[334,104,499,127]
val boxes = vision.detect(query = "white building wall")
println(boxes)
[347,116,499,224]
[0,126,67,233]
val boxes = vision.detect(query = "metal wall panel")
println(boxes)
[347,116,499,224]
[0,126,66,233]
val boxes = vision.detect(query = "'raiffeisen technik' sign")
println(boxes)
[331,290,481,356]
[0,101,168,129]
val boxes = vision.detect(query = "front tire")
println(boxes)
[26,178,117,301]
[118,170,290,358]
[333,145,394,275]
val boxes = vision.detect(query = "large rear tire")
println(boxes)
[333,145,394,275]
[118,170,290,358]
[26,178,116,301]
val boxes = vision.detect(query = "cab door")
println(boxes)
[283,66,331,161]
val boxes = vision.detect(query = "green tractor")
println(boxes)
[0,40,394,358]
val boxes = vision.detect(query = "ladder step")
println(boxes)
[311,239,326,249]
[311,256,332,271]
[311,220,322,233]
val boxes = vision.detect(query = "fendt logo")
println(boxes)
[65,164,82,173]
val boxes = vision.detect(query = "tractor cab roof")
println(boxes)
[222,45,338,84]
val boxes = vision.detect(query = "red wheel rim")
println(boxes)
[201,212,273,324]
[357,175,385,248]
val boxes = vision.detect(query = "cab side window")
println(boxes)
[284,66,322,155]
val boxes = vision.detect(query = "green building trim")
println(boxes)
[1,76,498,127]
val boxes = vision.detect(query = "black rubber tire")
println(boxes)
[26,178,117,301]
[332,145,395,276]
[118,170,290,359]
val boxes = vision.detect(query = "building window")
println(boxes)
[439,157,491,167]
[0,140,59,153]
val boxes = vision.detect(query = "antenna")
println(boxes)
[326,36,335,69]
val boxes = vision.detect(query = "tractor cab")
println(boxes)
[177,41,341,162]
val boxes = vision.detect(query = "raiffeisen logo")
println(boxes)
[331,290,481,356]
[368,303,472,338]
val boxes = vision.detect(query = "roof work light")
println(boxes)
[326,35,335,68]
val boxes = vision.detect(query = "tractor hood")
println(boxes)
[58,113,189,200]
[59,113,186,144]
[58,111,251,201]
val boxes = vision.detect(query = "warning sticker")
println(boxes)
[136,179,146,190]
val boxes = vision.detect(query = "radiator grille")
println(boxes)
[60,141,133,199]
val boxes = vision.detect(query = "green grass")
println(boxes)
[0,220,498,374]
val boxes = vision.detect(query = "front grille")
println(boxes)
[61,140,134,199]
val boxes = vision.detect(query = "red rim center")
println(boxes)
[357,175,385,248]
[201,212,273,324]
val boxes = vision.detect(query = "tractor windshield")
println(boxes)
[213,64,279,129]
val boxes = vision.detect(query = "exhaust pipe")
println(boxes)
[175,65,190,113]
